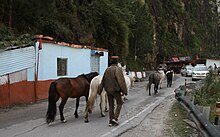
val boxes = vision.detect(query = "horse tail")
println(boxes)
[146,82,150,91]
[46,82,59,124]
[87,78,99,113]
[86,90,95,114]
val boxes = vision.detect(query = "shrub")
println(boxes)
[194,71,220,122]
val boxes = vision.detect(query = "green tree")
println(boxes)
[76,0,132,61]
[127,0,153,70]
[0,0,219,69]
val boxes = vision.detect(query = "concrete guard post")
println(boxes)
[214,102,220,125]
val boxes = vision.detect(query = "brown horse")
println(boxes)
[146,72,161,96]
[46,72,99,124]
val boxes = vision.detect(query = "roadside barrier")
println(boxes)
[128,71,147,82]
[175,85,220,137]
[215,102,220,125]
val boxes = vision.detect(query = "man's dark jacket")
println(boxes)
[98,64,127,95]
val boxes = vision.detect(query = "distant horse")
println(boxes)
[46,72,99,124]
[146,72,161,96]
[158,69,165,89]
[84,75,108,123]
[129,76,136,87]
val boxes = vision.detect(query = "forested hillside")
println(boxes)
[0,0,219,70]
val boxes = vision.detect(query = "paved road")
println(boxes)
[0,74,189,137]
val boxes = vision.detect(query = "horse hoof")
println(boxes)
[61,120,67,123]
[101,113,105,117]
[124,97,128,101]
[75,115,79,118]
[105,108,108,112]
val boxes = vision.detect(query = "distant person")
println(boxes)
[166,68,173,87]
[208,65,213,70]
[98,56,127,127]
[214,63,217,70]
[218,67,220,75]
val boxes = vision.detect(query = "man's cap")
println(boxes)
[110,56,118,64]
[111,56,119,59]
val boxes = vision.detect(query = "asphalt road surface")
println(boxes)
[0,74,190,137]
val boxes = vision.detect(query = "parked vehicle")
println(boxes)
[192,64,209,81]
[180,65,194,77]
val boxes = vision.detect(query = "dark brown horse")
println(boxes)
[46,72,99,124]
[146,72,161,96]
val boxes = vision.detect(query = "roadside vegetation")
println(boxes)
[193,71,220,123]
[166,101,198,137]
[167,71,220,136]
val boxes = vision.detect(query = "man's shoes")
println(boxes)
[109,119,119,127]
[108,123,113,127]
[112,119,119,126]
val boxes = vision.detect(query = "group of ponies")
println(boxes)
[46,63,134,124]
[46,72,99,124]
[46,65,170,125]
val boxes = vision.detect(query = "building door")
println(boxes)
[91,56,100,73]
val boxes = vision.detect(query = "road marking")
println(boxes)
[100,98,163,137]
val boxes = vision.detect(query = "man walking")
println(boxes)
[166,68,173,87]
[98,56,127,127]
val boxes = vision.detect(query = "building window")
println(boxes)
[57,58,67,76]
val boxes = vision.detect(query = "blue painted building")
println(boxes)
[0,36,108,107]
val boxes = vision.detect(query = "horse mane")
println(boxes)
[82,72,99,82]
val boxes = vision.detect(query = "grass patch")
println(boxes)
[166,101,198,137]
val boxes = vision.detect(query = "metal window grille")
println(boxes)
[57,58,67,76]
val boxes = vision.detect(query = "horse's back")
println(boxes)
[149,72,161,84]
[90,75,102,88]
[56,77,88,88]
[55,78,72,90]
[55,76,90,98]
[89,75,102,97]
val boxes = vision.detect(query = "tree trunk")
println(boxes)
[8,0,12,30]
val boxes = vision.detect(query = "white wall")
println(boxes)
[99,51,108,75]
[36,42,108,80]
[206,59,220,68]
